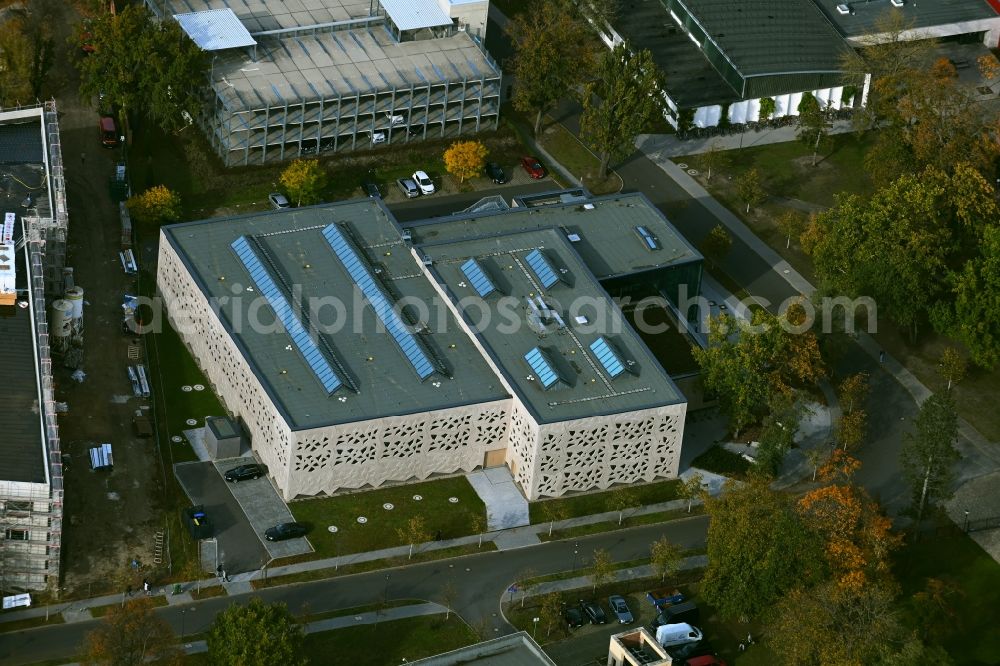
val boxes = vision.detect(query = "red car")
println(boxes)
[99,116,119,148]
[685,656,727,666]
[521,156,546,179]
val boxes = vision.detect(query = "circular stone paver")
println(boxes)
[448,497,459,504]
[193,384,205,391]
[357,516,368,524]
[677,163,689,169]
[327,525,338,533]
[687,169,699,176]
[185,419,197,426]
[170,436,182,443]
[412,495,423,501]
[181,385,193,392]
[383,503,394,510]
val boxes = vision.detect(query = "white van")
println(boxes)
[655,622,703,648]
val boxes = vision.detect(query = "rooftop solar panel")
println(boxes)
[322,224,438,381]
[590,336,627,378]
[231,236,343,394]
[524,346,562,389]
[460,258,497,298]
[525,249,560,289]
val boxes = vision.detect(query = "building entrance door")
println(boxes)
[483,448,506,468]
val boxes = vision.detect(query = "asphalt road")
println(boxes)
[0,517,709,665]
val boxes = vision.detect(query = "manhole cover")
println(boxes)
[193,384,205,391]
[383,503,394,510]
[687,169,699,175]
[107,492,120,501]
[185,419,197,426]
[357,516,368,524]
[448,497,459,504]
[170,436,182,443]
[327,525,338,533]
[412,495,423,501]
[181,385,193,392]
[677,163,689,169]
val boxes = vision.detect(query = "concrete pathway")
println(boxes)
[466,467,531,530]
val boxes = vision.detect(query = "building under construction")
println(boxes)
[0,103,66,594]
[147,0,502,166]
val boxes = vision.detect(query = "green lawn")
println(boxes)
[536,121,620,195]
[894,523,1000,664]
[289,477,486,557]
[529,479,680,524]
[540,507,704,542]
[0,614,65,634]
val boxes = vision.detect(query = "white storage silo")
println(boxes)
[51,299,72,352]
[65,286,84,323]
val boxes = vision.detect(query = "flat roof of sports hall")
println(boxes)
[162,200,509,430]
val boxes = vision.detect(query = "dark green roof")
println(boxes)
[672,0,850,77]
[812,0,999,37]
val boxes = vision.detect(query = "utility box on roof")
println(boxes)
[204,416,241,459]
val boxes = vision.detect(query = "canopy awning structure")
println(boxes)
[174,8,257,51]
[379,0,453,31]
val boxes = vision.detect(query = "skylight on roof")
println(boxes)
[461,258,497,298]
[525,249,561,289]
[524,346,563,389]
[634,226,660,251]
[590,336,628,378]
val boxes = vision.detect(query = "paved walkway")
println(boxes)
[637,120,856,159]
[467,467,530,531]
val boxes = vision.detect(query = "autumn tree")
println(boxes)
[678,472,704,513]
[443,140,488,183]
[838,373,869,415]
[836,409,867,452]
[538,592,564,637]
[581,42,665,178]
[206,598,305,666]
[440,581,458,620]
[506,0,594,135]
[768,580,903,666]
[937,348,967,391]
[470,512,488,548]
[0,0,56,103]
[76,4,207,137]
[607,486,638,525]
[650,536,682,582]
[909,577,963,645]
[702,477,825,620]
[279,159,327,207]
[698,141,730,180]
[82,597,181,666]
[541,501,569,537]
[736,168,766,213]
[700,224,732,270]
[127,185,182,226]
[776,210,805,249]
[901,392,960,522]
[0,21,33,106]
[397,515,431,559]
[590,548,614,593]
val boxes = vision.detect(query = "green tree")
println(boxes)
[937,347,967,392]
[698,141,730,181]
[776,209,805,249]
[589,548,614,593]
[0,21,35,106]
[702,477,825,621]
[506,0,593,136]
[82,597,181,666]
[736,168,766,213]
[279,159,327,206]
[126,185,182,226]
[206,598,305,666]
[836,409,868,451]
[700,224,732,270]
[396,515,431,559]
[838,372,869,415]
[2,0,55,99]
[581,42,665,178]
[758,96,776,121]
[768,581,902,666]
[76,5,207,138]
[796,93,830,166]
[678,472,704,513]
[538,592,564,637]
[901,393,961,522]
[650,536,682,582]
[541,501,569,537]
[936,225,1000,368]
[756,395,800,475]
[607,486,638,525]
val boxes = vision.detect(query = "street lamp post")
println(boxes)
[572,543,580,572]
[532,617,540,639]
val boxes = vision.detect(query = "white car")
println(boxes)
[268,192,290,209]
[412,170,435,195]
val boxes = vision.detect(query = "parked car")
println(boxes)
[685,655,728,666]
[268,192,291,209]
[224,463,266,482]
[580,600,607,624]
[563,604,586,629]
[370,130,387,144]
[485,162,506,184]
[651,600,700,630]
[608,595,634,624]
[520,156,546,179]
[412,170,435,195]
[264,522,309,541]
[655,622,703,648]
[386,112,406,126]
[361,179,381,198]
[99,115,119,147]
[397,178,420,198]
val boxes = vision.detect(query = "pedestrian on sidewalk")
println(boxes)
[879,350,886,364]
[142,579,150,596]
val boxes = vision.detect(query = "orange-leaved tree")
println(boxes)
[126,185,182,226]
[443,140,488,183]
[82,597,181,666]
